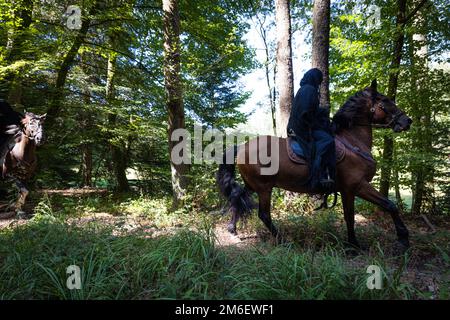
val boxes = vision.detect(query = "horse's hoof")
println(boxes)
[344,243,362,256]
[393,239,410,256]
[227,223,237,235]
[279,239,292,248]
[346,238,362,249]
[275,234,289,245]
[344,247,360,256]
[16,211,28,219]
[399,238,410,249]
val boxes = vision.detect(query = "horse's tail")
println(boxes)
[216,145,255,218]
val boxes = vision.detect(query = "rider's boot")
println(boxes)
[319,168,335,193]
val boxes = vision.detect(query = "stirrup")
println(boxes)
[319,178,335,192]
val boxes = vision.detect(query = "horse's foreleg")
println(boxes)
[227,210,239,235]
[356,182,409,249]
[341,190,359,248]
[14,179,29,216]
[257,190,279,240]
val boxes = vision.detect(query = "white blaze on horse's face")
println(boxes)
[23,113,46,146]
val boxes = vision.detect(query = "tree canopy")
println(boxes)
[0,0,448,214]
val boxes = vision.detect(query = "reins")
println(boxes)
[335,135,376,164]
[335,94,404,164]
[355,95,403,129]
[333,96,382,164]
[21,125,42,141]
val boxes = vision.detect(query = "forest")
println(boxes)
[0,0,449,301]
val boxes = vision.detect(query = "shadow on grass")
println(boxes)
[0,190,447,300]
[2,216,447,299]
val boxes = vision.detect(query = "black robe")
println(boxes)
[0,100,22,168]
[287,68,324,158]
[286,69,335,190]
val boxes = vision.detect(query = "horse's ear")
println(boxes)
[40,113,47,121]
[370,79,377,91]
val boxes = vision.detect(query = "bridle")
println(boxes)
[336,91,405,165]
[358,95,403,129]
[21,119,43,141]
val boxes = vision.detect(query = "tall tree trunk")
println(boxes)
[79,54,93,187]
[81,143,93,187]
[272,61,277,135]
[106,50,130,192]
[46,1,98,127]
[260,25,277,135]
[79,99,94,187]
[311,0,330,106]
[163,0,189,205]
[393,167,403,209]
[379,0,407,197]
[411,9,430,214]
[0,0,33,102]
[392,147,404,211]
[275,0,294,137]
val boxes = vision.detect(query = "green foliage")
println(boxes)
[1,211,446,299]
[0,0,255,190]
[0,0,447,213]
[328,0,449,214]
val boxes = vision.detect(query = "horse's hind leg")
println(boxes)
[14,179,29,217]
[257,190,280,240]
[356,182,409,249]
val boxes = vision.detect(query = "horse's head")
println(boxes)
[367,79,412,132]
[22,112,46,146]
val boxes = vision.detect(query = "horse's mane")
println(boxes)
[332,89,372,132]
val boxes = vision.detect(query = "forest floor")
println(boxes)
[0,188,448,299]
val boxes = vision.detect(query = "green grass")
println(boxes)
[0,191,448,300]
[30,192,194,229]
[0,219,442,300]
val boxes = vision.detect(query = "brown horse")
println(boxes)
[217,80,412,250]
[2,112,46,216]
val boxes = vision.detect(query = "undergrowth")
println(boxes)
[0,191,448,300]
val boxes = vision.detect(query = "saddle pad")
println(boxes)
[286,137,307,165]
[286,137,346,165]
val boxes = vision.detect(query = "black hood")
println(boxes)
[300,68,323,88]
[0,100,23,124]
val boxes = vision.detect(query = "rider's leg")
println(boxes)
[312,130,335,190]
[324,140,337,181]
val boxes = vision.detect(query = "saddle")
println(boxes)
[286,137,345,165]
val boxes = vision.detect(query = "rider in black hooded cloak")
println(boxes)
[287,68,336,192]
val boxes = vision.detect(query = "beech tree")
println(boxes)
[311,0,330,106]
[163,0,189,205]
[275,0,294,137]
